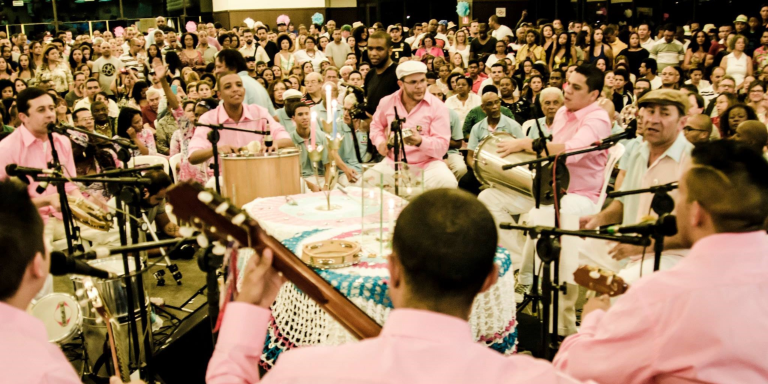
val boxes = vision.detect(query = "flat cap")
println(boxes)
[396,61,427,80]
[637,89,689,114]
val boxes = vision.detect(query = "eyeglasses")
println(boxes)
[683,126,709,133]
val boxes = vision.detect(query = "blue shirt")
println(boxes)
[290,129,329,177]
[276,108,296,133]
[467,115,525,151]
[337,121,361,173]
[448,109,464,155]
[237,71,277,116]
[525,117,551,139]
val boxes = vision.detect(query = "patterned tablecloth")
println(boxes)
[239,188,518,369]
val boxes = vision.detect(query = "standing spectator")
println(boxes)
[683,30,711,71]
[256,26,279,65]
[549,32,577,72]
[326,29,351,67]
[179,33,205,71]
[36,45,72,97]
[295,36,327,72]
[449,30,470,68]
[604,26,626,55]
[93,41,122,95]
[516,29,544,67]
[650,24,685,71]
[470,23,498,61]
[637,23,655,51]
[639,58,662,89]
[120,38,146,81]
[198,32,218,65]
[754,30,768,76]
[488,15,514,41]
[275,34,296,78]
[388,24,412,63]
[720,34,753,87]
[588,28,614,69]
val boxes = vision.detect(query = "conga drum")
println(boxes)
[221,148,302,206]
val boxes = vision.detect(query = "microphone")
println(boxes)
[50,251,116,279]
[71,247,112,260]
[5,164,58,177]
[47,122,68,135]
[596,125,637,146]
[601,214,677,237]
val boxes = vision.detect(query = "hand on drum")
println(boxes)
[582,294,611,318]
[217,145,238,155]
[496,138,533,157]
[403,129,422,146]
[236,248,287,309]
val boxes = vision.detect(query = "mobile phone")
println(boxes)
[171,85,178,95]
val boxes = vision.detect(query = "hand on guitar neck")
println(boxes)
[236,248,287,308]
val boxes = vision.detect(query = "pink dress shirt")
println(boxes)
[207,304,586,384]
[0,125,78,222]
[555,231,768,384]
[549,102,611,203]
[0,301,82,383]
[188,103,290,160]
[369,90,451,169]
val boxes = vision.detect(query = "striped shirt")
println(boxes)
[649,40,684,71]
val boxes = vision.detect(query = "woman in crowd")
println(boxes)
[588,28,613,69]
[272,66,283,80]
[180,32,205,71]
[14,79,27,94]
[353,26,369,63]
[268,80,286,110]
[595,57,608,72]
[171,99,216,183]
[549,32,577,72]
[718,103,758,138]
[55,97,73,126]
[68,47,87,72]
[486,40,514,72]
[12,54,35,85]
[516,29,544,67]
[115,107,155,156]
[36,45,73,97]
[712,92,739,129]
[720,34,753,87]
[0,58,13,80]
[617,32,649,77]
[197,80,214,100]
[522,74,544,113]
[682,30,711,71]
[449,30,470,68]
[540,24,556,63]
[445,76,481,129]
[129,80,149,110]
[745,80,766,123]
[186,82,199,101]
[76,63,91,79]
[346,35,356,52]
[295,36,327,72]
[31,41,43,69]
[275,34,296,77]
[113,69,138,108]
[262,68,275,86]
[415,35,444,59]
[146,44,163,69]
[230,33,241,50]
[165,51,184,78]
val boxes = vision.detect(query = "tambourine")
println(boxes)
[301,240,361,269]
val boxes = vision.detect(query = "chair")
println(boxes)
[168,153,182,182]
[596,143,625,210]
[128,155,170,175]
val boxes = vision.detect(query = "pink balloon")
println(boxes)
[186,21,198,33]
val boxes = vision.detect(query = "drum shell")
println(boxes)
[81,313,152,379]
[29,293,82,345]
[71,256,150,322]
[221,150,302,207]
[473,132,538,198]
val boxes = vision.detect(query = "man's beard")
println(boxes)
[246,39,253,45]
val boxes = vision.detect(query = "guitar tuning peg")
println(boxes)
[197,233,210,248]
[212,241,227,255]
[179,226,195,238]
[215,202,230,214]
[198,191,214,204]
[231,212,247,226]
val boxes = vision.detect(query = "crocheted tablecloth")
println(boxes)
[237,189,518,369]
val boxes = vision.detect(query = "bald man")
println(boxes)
[732,120,768,154]
[683,114,713,146]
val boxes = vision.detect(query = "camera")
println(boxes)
[344,86,369,120]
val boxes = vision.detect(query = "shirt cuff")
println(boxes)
[218,302,272,346]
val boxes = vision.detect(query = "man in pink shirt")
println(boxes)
[368,61,458,190]
[0,88,86,240]
[206,189,584,384]
[188,72,293,167]
[555,139,768,384]
[0,180,135,384]
[477,65,611,334]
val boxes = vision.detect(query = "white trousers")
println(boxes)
[445,153,468,180]
[367,159,458,190]
[478,188,599,336]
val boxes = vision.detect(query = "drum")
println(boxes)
[473,132,569,206]
[71,256,150,321]
[29,293,82,344]
[302,239,362,269]
[221,148,302,207]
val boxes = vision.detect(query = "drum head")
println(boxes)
[30,293,81,344]
[87,256,139,278]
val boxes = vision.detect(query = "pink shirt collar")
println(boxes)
[19,124,46,148]
[381,308,474,344]
[215,104,255,124]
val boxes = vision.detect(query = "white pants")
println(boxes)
[478,188,599,336]
[445,153,468,180]
[367,159,458,191]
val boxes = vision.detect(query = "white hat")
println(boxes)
[283,89,303,100]
[396,61,427,80]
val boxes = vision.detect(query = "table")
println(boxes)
[240,189,518,369]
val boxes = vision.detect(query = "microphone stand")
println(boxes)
[51,124,137,164]
[196,121,270,195]
[46,125,78,255]
[389,108,407,195]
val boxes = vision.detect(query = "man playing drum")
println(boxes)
[188,72,293,167]
[477,65,612,335]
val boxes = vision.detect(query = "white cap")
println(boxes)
[396,61,427,80]
[283,89,303,100]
